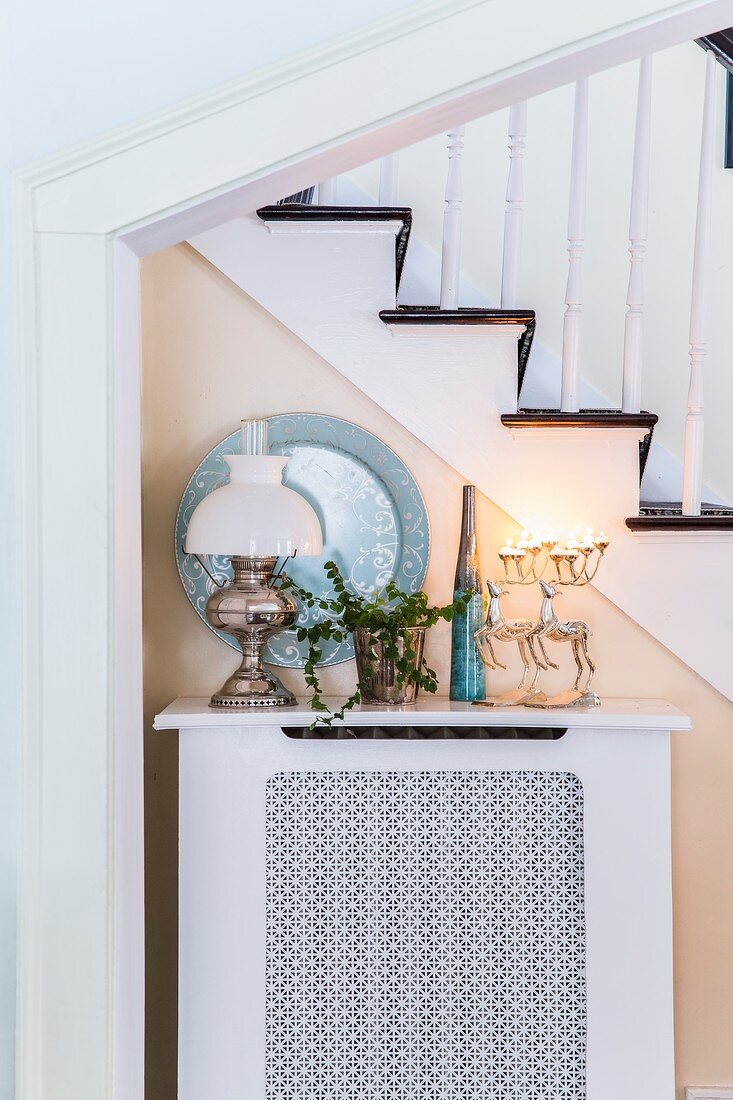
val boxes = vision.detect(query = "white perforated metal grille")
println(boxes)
[265,769,586,1099]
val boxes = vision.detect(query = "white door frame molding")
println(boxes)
[13,2,732,1096]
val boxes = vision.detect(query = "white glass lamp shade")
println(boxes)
[185,455,323,557]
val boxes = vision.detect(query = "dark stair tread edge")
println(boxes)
[626,509,733,530]
[379,308,536,397]
[501,410,658,428]
[638,501,733,515]
[258,204,412,220]
[381,306,535,322]
[257,204,412,293]
[696,31,733,75]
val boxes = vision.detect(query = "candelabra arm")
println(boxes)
[519,555,535,583]
[576,550,603,585]
[566,556,585,585]
[530,550,549,581]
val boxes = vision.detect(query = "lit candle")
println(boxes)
[579,527,595,553]
[593,531,610,552]
[498,538,515,562]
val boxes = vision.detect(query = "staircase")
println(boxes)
[183,17,733,707]
[189,199,733,700]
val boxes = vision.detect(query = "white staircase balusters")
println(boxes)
[622,57,653,415]
[440,125,466,309]
[560,79,589,412]
[500,102,527,309]
[682,50,716,516]
[319,178,338,205]
[378,154,399,206]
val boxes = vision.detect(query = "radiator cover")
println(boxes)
[265,769,586,1099]
[169,713,678,1099]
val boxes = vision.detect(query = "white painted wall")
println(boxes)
[350,41,733,504]
[1,4,415,1097]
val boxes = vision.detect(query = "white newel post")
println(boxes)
[500,102,527,309]
[439,125,466,309]
[561,79,589,412]
[319,178,338,205]
[683,49,716,515]
[622,56,653,414]
[379,154,400,206]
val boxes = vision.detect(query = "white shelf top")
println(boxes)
[154,696,691,732]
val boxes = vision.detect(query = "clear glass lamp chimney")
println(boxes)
[240,417,268,456]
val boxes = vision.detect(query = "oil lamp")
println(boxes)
[185,417,323,708]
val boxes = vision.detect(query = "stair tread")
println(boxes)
[380,307,536,395]
[696,31,733,75]
[257,204,411,219]
[380,305,535,323]
[639,500,733,513]
[502,409,658,428]
[257,204,412,293]
[627,504,733,530]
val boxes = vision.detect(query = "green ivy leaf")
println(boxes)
[279,562,475,728]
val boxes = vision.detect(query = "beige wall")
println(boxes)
[141,244,733,1098]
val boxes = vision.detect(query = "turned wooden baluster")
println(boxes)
[683,49,716,515]
[561,79,589,412]
[440,125,466,309]
[622,56,653,414]
[501,102,527,309]
[318,178,338,205]
[378,153,399,206]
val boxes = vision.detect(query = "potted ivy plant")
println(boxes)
[281,561,471,725]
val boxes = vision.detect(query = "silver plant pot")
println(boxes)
[353,627,425,706]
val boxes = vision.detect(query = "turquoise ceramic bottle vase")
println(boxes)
[450,484,486,701]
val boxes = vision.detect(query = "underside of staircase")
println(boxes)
[188,201,733,700]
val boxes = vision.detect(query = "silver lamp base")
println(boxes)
[205,555,298,709]
[210,669,296,709]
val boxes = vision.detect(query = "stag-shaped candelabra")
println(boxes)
[474,528,609,709]
[524,579,598,708]
[473,581,544,707]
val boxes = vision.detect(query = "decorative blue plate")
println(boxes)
[175,414,430,667]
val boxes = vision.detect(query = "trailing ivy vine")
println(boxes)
[280,561,472,727]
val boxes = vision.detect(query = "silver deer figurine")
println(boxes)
[525,579,599,708]
[473,581,543,706]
